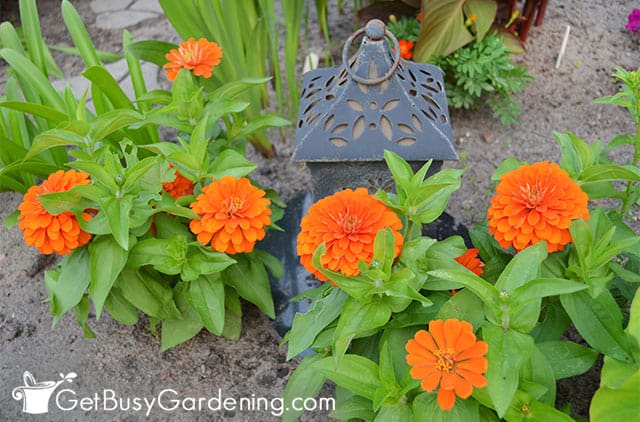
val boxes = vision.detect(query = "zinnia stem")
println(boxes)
[620,97,640,214]
[404,219,415,241]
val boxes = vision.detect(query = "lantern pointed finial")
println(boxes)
[364,19,385,40]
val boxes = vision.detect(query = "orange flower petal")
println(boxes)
[164,37,223,81]
[456,367,488,388]
[456,341,489,361]
[297,188,403,283]
[487,162,588,252]
[17,170,92,255]
[163,164,194,199]
[406,318,488,411]
[419,371,441,392]
[454,376,474,399]
[428,319,446,350]
[437,388,456,411]
[454,248,484,276]
[189,176,271,254]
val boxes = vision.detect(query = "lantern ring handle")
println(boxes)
[341,26,401,86]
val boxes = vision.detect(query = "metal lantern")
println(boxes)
[293,19,457,199]
[264,20,463,337]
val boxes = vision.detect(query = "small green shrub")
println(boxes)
[433,31,533,125]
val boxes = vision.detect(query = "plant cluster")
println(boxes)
[1,0,289,350]
[626,8,640,33]
[433,31,533,125]
[386,14,422,60]
[386,1,532,125]
[1,0,640,419]
[158,0,334,150]
[281,68,640,421]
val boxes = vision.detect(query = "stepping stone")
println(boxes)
[130,0,163,14]
[90,0,133,14]
[95,10,158,29]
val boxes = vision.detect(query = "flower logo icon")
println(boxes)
[12,371,77,414]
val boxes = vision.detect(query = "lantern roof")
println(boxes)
[293,19,457,163]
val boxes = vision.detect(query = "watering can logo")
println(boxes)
[12,371,77,414]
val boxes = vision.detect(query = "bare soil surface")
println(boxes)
[1,0,639,420]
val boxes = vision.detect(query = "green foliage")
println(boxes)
[592,67,640,213]
[2,0,287,350]
[590,288,640,421]
[385,3,532,127]
[413,0,496,62]
[283,68,640,421]
[433,31,533,125]
[157,0,315,153]
[386,15,422,42]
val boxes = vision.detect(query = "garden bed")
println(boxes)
[1,0,638,420]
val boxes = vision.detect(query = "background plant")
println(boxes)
[433,31,532,125]
[385,1,532,125]
[281,68,640,421]
[157,0,334,155]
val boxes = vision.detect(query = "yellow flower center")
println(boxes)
[226,196,245,216]
[528,188,541,204]
[521,183,551,208]
[342,215,360,234]
[183,50,194,62]
[434,348,456,372]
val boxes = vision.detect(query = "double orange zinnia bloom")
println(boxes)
[297,188,403,282]
[189,176,271,254]
[398,39,414,60]
[406,319,488,411]
[164,37,223,81]
[18,170,92,255]
[454,248,484,276]
[163,164,194,199]
[487,162,589,252]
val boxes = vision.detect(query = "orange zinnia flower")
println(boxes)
[18,170,92,255]
[163,37,223,81]
[163,164,194,199]
[297,188,403,282]
[417,12,423,22]
[487,161,589,252]
[398,39,414,60]
[189,176,271,254]
[454,248,484,276]
[406,319,488,411]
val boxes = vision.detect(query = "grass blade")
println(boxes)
[0,22,27,54]
[83,66,134,110]
[50,44,121,63]
[61,0,101,68]
[19,0,47,74]
[0,49,65,110]
[283,0,305,119]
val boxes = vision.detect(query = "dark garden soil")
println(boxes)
[1,0,639,420]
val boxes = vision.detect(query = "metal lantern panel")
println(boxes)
[293,20,457,163]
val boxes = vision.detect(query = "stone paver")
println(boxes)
[52,0,170,110]
[89,0,133,15]
[130,0,164,14]
[94,10,159,29]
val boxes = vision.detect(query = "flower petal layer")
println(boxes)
[406,318,488,411]
[163,38,223,81]
[296,188,403,282]
[163,164,194,199]
[18,170,92,255]
[487,161,589,252]
[189,176,271,254]
[454,248,484,276]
